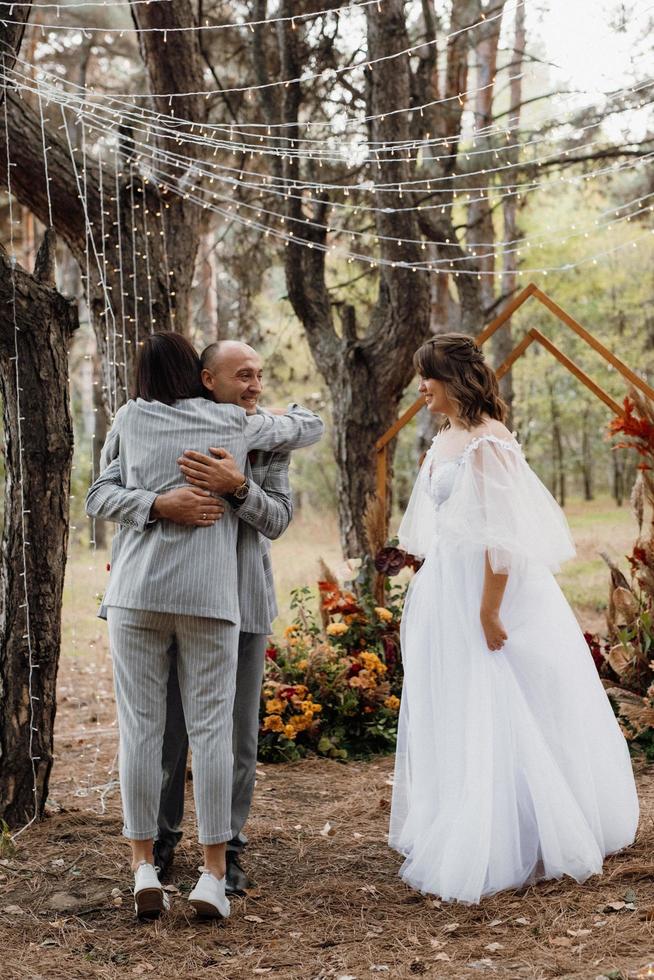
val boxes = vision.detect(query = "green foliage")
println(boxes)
[508,182,654,500]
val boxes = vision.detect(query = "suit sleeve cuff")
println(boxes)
[134,490,158,530]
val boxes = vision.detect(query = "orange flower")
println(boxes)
[263,714,284,733]
[360,651,387,675]
[384,695,401,711]
[326,622,348,636]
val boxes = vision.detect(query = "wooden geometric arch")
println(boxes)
[375,281,654,513]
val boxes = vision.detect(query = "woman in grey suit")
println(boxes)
[91,333,317,921]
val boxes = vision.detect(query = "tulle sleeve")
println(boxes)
[397,447,439,559]
[440,436,576,574]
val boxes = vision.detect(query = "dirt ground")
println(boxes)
[2,650,654,980]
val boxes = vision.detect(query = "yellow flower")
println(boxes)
[265,698,285,715]
[299,700,323,714]
[326,622,348,636]
[375,606,393,623]
[283,724,297,740]
[384,695,401,711]
[360,651,387,675]
[296,659,308,671]
[284,624,300,637]
[263,714,284,733]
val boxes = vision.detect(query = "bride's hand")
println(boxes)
[480,609,508,652]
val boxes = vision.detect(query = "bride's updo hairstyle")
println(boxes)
[134,331,207,405]
[413,333,507,429]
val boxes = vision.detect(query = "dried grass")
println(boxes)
[2,651,654,979]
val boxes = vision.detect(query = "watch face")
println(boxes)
[235,482,249,499]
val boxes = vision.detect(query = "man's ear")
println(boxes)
[201,368,215,392]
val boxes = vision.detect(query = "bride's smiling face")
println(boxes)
[418,376,455,416]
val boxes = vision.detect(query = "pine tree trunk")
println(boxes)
[0,230,78,827]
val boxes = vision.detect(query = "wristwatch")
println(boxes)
[227,479,250,509]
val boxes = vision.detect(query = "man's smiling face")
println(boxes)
[201,342,264,415]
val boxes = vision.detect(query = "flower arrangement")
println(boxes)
[258,560,409,762]
[592,390,654,757]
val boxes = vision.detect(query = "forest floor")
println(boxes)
[1,498,650,980]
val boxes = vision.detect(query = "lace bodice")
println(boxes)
[425,434,520,509]
[427,457,462,507]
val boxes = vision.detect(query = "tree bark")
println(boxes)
[547,379,565,507]
[581,405,594,502]
[0,230,78,827]
[415,0,483,332]
[497,0,526,424]
[466,2,504,314]
[273,0,431,556]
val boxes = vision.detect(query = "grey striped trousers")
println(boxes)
[107,607,238,844]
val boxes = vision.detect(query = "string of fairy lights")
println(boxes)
[6,58,654,238]
[9,0,517,57]
[3,1,654,830]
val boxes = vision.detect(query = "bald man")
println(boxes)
[106,340,323,894]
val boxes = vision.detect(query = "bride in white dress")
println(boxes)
[389,333,639,904]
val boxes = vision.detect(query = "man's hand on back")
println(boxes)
[177,448,246,495]
[150,487,225,527]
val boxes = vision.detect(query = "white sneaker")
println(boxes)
[133,861,169,920]
[188,871,231,919]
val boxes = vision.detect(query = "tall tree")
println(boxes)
[255,0,433,556]
[0,8,79,826]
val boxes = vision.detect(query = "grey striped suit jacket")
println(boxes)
[235,448,292,633]
[86,398,323,624]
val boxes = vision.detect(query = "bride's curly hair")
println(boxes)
[413,333,507,429]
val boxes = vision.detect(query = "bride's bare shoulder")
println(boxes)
[471,418,515,443]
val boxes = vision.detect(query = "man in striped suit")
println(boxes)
[96,340,322,895]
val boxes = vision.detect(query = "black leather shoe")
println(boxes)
[225,850,255,896]
[153,839,176,880]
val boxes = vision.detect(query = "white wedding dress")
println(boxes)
[389,426,639,903]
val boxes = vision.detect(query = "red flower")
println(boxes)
[348,661,363,676]
[381,635,398,670]
[374,547,407,576]
[265,646,278,661]
[583,632,604,673]
[321,586,361,615]
[609,397,654,457]
[628,546,649,571]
